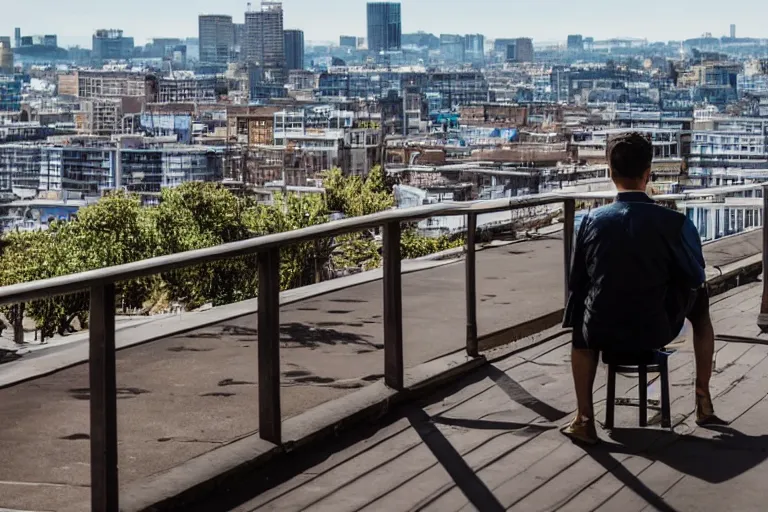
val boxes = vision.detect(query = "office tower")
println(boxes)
[367,2,402,52]
[730,24,736,39]
[509,38,533,62]
[567,34,584,51]
[92,29,135,62]
[0,41,13,74]
[199,15,234,65]
[440,34,465,63]
[14,28,20,49]
[284,30,304,70]
[245,2,285,71]
[464,34,485,63]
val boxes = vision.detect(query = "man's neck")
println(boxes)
[614,182,648,194]
[616,187,647,194]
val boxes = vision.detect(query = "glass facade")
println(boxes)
[367,2,402,52]
[284,30,305,71]
[0,75,22,112]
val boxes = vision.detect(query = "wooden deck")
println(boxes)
[206,281,768,512]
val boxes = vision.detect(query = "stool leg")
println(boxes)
[660,358,672,429]
[605,364,616,429]
[638,366,648,427]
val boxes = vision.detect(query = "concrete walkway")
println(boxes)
[0,230,762,511]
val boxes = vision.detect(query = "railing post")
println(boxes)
[258,249,282,444]
[563,199,576,308]
[383,221,404,390]
[465,213,479,357]
[89,284,118,512]
[758,185,768,332]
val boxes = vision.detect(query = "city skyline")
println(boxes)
[1,0,766,48]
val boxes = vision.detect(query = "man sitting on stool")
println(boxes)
[561,132,724,445]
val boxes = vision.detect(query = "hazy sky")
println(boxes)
[1,0,764,48]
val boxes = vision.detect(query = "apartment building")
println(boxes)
[59,70,148,99]
[0,142,224,201]
[199,15,234,66]
[689,112,768,187]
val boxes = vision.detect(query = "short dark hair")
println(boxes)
[606,132,653,180]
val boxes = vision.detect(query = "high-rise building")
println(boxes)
[340,35,357,48]
[730,24,736,39]
[506,38,533,63]
[567,34,584,52]
[233,23,247,60]
[0,75,22,112]
[92,29,135,62]
[199,15,234,65]
[284,30,304,70]
[14,28,20,49]
[440,34,465,63]
[367,2,402,52]
[0,41,13,74]
[245,2,285,72]
[464,34,485,63]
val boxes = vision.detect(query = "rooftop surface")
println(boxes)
[0,229,762,511]
[204,281,768,512]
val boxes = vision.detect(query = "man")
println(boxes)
[561,132,723,445]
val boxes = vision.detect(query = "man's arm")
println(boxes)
[672,217,706,289]
[563,215,590,328]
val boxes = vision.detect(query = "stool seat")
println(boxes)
[603,349,673,430]
[602,349,671,366]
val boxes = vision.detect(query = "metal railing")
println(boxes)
[0,184,764,511]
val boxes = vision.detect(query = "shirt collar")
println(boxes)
[616,191,654,204]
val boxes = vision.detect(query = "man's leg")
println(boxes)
[562,340,600,444]
[686,288,726,425]
[571,347,600,420]
[686,288,713,397]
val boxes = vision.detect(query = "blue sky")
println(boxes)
[0,0,763,48]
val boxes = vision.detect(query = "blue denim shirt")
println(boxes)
[563,192,706,349]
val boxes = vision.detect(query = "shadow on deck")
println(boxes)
[189,281,768,512]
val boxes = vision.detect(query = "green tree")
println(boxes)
[245,193,333,290]
[0,230,59,342]
[153,182,258,308]
[61,192,159,310]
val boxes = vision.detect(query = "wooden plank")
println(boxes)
[355,420,545,512]
[422,435,571,512]
[594,459,686,512]
[589,345,768,512]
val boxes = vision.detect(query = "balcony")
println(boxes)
[0,188,767,511]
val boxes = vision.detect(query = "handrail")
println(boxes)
[1,181,765,511]
[0,184,762,306]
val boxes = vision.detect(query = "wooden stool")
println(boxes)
[603,350,673,429]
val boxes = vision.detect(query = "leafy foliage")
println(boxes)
[0,168,464,342]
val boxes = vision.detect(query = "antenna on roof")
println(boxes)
[247,2,252,12]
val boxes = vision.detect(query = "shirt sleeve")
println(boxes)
[563,214,590,328]
[672,218,706,288]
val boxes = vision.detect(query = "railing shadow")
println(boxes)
[571,425,768,512]
[487,366,569,423]
[407,409,505,512]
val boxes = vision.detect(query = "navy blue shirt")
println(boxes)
[563,191,706,350]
